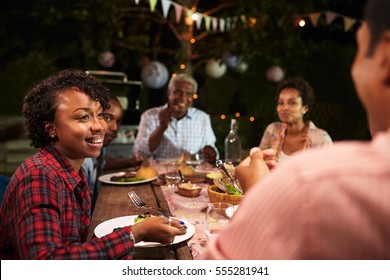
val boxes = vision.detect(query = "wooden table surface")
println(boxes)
[87,182,193,260]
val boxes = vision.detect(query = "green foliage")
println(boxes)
[0,52,56,114]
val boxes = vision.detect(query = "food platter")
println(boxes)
[94,215,195,247]
[98,172,157,185]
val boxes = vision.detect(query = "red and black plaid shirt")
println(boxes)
[0,145,134,259]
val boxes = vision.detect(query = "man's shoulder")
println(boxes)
[284,139,383,180]
[144,105,165,113]
[188,107,209,118]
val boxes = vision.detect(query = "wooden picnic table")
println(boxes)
[86,181,193,260]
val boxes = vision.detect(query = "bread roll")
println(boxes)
[136,166,158,179]
[178,164,195,176]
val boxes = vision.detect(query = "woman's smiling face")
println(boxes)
[50,89,107,163]
[276,88,308,125]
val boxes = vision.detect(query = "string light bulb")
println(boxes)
[299,19,306,27]
[180,64,186,70]
[220,114,226,120]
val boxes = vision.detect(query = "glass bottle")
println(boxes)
[224,119,241,165]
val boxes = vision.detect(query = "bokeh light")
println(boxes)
[220,114,226,120]
[249,116,255,122]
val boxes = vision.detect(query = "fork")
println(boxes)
[128,191,166,217]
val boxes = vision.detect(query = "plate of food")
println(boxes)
[98,166,159,185]
[94,215,195,247]
[98,171,157,185]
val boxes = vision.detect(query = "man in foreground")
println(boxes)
[201,0,390,259]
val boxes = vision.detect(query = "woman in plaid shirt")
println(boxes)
[0,70,185,259]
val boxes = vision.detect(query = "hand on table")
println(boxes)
[131,216,187,244]
[236,147,276,193]
[129,153,145,168]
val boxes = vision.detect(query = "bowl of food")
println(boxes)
[207,161,243,205]
[176,182,202,198]
[205,172,223,185]
[207,185,243,205]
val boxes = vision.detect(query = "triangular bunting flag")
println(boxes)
[161,0,171,19]
[212,17,218,31]
[185,8,193,25]
[240,15,247,25]
[195,13,203,30]
[204,16,211,31]
[326,11,338,25]
[149,0,158,12]
[219,18,225,32]
[308,13,321,27]
[344,16,356,32]
[225,17,231,31]
[231,16,238,29]
[277,16,285,27]
[173,3,183,23]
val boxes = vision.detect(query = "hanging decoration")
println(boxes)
[138,0,360,33]
[235,61,249,74]
[222,51,242,69]
[141,61,169,89]
[205,59,227,79]
[97,51,115,68]
[266,66,284,82]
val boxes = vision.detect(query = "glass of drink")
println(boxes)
[204,202,233,242]
[165,162,180,188]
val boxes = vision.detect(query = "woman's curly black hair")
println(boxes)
[23,69,111,148]
[275,77,315,122]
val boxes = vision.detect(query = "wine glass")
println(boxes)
[204,202,233,242]
[186,151,204,168]
[165,162,180,188]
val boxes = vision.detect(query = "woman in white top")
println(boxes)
[259,77,332,163]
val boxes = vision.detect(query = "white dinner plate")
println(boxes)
[98,172,157,185]
[94,215,195,247]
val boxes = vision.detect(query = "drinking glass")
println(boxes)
[165,162,180,188]
[204,202,233,241]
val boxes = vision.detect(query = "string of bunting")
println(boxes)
[134,0,360,33]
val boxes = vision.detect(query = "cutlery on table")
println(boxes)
[128,190,166,217]
[178,170,186,184]
[215,160,243,194]
[213,178,234,194]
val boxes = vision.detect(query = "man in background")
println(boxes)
[133,73,218,163]
[83,95,143,209]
